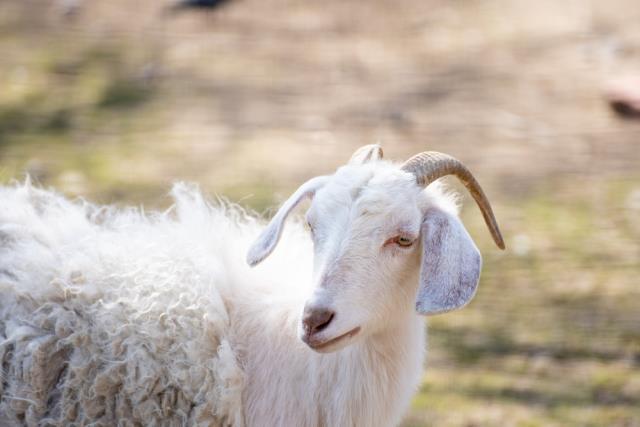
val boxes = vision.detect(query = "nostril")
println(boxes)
[314,311,334,333]
[303,308,335,335]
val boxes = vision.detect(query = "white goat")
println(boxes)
[0,145,504,426]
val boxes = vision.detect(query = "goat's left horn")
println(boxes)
[401,151,505,250]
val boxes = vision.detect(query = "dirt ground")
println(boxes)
[1,0,639,425]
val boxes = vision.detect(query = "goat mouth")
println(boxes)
[306,327,361,352]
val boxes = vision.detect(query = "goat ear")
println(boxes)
[415,208,482,315]
[349,144,383,165]
[246,176,328,267]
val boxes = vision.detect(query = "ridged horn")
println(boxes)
[402,151,505,249]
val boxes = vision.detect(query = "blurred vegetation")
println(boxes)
[1,0,639,425]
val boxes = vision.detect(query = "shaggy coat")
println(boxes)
[0,152,482,426]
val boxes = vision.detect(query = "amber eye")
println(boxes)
[384,235,414,248]
[396,236,414,247]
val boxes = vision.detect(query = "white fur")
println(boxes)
[0,148,479,427]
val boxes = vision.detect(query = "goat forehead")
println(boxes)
[311,165,419,230]
[318,164,416,204]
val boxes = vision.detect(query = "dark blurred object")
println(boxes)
[56,0,82,18]
[605,76,640,118]
[168,0,232,12]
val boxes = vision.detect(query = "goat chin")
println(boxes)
[0,175,457,426]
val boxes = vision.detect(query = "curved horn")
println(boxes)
[402,151,505,250]
[349,144,384,164]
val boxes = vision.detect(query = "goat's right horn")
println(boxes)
[401,151,505,250]
[349,144,384,165]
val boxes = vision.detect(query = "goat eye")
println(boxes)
[384,235,415,248]
[396,236,414,247]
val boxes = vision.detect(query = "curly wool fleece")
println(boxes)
[0,183,248,426]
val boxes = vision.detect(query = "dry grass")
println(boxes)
[1,0,639,425]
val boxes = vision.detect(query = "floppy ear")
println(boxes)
[415,208,482,315]
[349,144,383,165]
[246,176,328,267]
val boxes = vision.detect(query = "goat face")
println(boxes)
[297,164,425,352]
[247,145,503,353]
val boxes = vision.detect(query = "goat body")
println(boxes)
[0,147,500,426]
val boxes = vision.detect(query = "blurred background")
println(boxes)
[1,0,639,425]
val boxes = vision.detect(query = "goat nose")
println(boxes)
[302,307,335,335]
